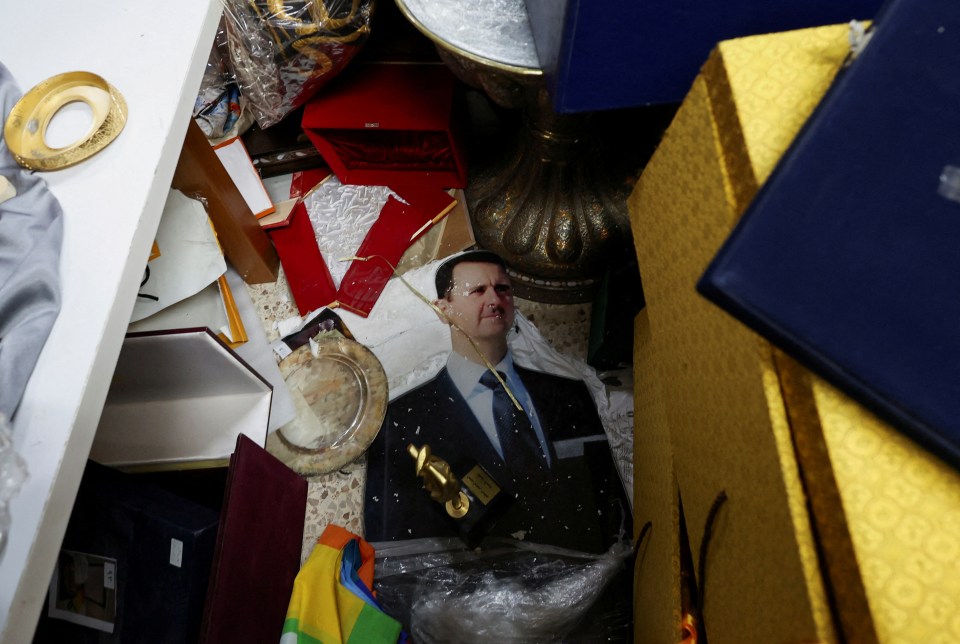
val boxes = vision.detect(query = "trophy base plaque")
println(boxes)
[450,463,514,547]
[408,444,513,547]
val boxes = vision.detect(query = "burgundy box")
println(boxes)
[301,63,467,190]
[200,435,308,644]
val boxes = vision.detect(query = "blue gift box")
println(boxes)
[698,0,960,468]
[33,461,220,643]
[525,0,884,112]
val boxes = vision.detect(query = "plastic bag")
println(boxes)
[221,0,373,129]
[372,536,634,643]
[193,44,245,140]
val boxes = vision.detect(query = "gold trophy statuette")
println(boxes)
[407,444,470,518]
[407,442,513,547]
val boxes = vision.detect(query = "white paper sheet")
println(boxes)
[130,190,225,323]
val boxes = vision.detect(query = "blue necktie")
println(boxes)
[480,370,548,481]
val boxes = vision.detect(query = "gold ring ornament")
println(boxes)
[3,71,127,171]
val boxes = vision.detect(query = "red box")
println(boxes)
[301,63,467,190]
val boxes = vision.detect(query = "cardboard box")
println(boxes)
[523,0,883,112]
[301,63,467,190]
[631,16,960,642]
[91,330,272,469]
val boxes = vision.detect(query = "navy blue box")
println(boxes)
[524,0,884,112]
[698,0,960,466]
[33,462,220,643]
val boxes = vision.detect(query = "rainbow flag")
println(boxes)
[280,525,401,644]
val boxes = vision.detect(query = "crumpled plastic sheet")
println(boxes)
[220,0,373,128]
[193,44,244,140]
[0,413,27,561]
[372,536,634,643]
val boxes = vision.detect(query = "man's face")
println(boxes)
[438,261,515,342]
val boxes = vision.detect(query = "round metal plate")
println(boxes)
[268,334,388,476]
[4,71,127,171]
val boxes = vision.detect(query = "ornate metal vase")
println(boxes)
[394,0,634,302]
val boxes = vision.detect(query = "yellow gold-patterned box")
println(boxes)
[626,21,960,643]
[629,26,846,642]
[632,308,682,643]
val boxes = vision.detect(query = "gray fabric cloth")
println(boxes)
[0,62,64,419]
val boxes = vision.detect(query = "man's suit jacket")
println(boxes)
[364,364,629,553]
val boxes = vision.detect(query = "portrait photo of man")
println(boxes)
[364,250,629,554]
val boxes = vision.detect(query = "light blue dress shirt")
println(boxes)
[445,350,552,465]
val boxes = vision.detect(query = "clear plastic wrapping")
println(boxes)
[0,413,27,561]
[373,536,634,642]
[193,44,246,140]
[221,0,373,129]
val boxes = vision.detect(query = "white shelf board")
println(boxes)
[0,1,222,640]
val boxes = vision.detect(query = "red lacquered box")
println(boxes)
[301,63,467,190]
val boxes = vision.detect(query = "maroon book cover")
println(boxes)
[199,435,308,644]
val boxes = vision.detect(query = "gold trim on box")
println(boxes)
[116,457,230,474]
[773,349,879,642]
[4,71,127,171]
[216,274,248,349]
